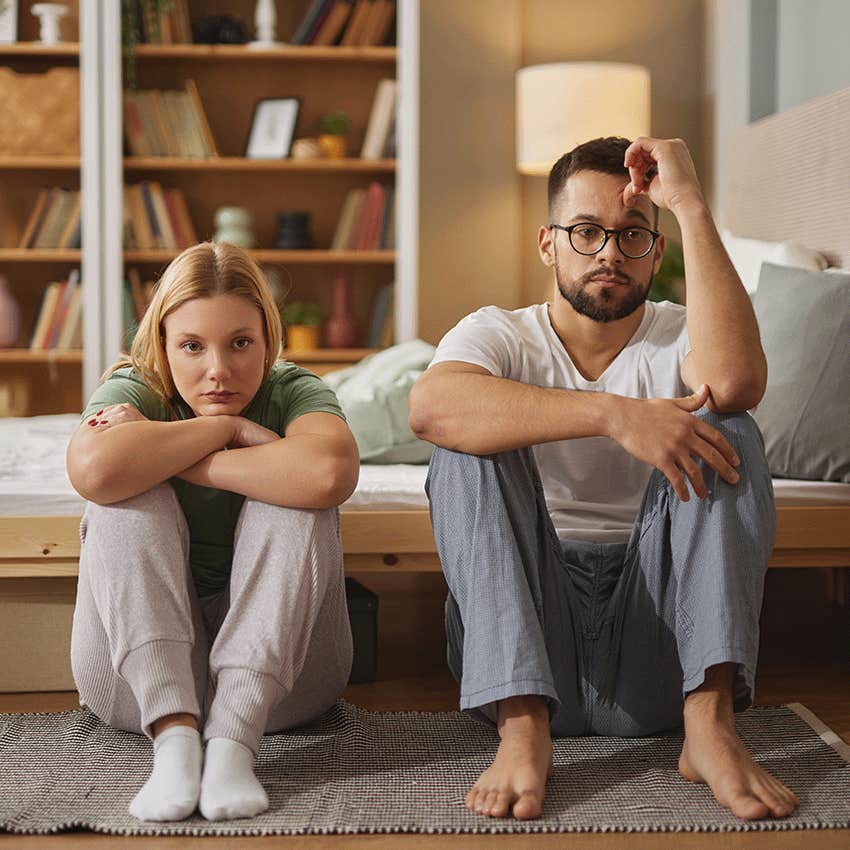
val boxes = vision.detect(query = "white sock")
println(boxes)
[128,725,202,822]
[199,737,269,821]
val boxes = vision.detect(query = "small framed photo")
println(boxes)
[246,97,300,159]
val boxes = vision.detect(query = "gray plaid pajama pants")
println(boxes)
[425,410,775,737]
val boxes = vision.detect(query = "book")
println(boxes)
[340,0,372,45]
[331,188,366,250]
[354,182,385,249]
[56,192,82,249]
[18,189,50,249]
[126,183,155,249]
[149,181,176,248]
[304,0,337,43]
[291,0,332,44]
[30,281,63,349]
[359,0,387,45]
[128,267,148,320]
[139,182,163,248]
[360,78,396,159]
[123,92,151,157]
[368,0,396,46]
[366,283,393,348]
[56,281,83,349]
[169,190,198,244]
[47,270,80,348]
[379,185,394,249]
[312,0,354,45]
[184,79,219,157]
[34,189,75,249]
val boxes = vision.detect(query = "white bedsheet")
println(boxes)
[1,414,847,517]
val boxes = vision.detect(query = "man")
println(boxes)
[408,137,799,822]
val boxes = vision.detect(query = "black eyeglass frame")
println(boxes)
[548,222,662,259]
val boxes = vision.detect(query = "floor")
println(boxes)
[0,568,848,849]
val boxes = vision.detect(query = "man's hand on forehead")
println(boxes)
[622,137,705,216]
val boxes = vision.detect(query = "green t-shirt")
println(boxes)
[81,362,346,597]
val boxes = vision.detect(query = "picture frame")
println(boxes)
[245,97,300,159]
[0,1,18,44]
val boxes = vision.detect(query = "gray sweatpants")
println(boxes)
[426,410,775,737]
[71,482,353,755]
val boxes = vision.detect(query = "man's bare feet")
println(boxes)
[465,695,552,820]
[678,663,799,820]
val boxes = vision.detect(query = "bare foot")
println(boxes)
[466,695,552,820]
[679,666,799,820]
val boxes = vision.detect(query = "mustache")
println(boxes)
[579,267,632,286]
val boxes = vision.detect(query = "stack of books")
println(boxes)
[123,81,219,158]
[29,269,83,350]
[124,182,198,251]
[360,78,396,159]
[290,0,395,47]
[18,188,82,250]
[331,182,395,250]
[125,0,192,44]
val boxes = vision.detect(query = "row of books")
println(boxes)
[123,82,219,158]
[30,270,83,350]
[332,182,395,250]
[361,78,396,159]
[125,0,192,44]
[19,189,82,250]
[124,182,199,251]
[291,0,395,47]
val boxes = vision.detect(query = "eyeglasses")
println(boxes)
[549,222,661,259]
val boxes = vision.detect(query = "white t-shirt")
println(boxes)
[429,301,691,542]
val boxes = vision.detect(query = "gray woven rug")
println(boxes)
[1,701,848,836]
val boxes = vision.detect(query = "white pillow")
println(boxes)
[720,230,827,295]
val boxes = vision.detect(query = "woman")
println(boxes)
[66,242,359,822]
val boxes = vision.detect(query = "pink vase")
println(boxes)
[0,275,21,347]
[324,273,358,348]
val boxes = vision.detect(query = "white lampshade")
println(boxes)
[516,62,651,176]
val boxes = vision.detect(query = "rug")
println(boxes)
[1,701,848,836]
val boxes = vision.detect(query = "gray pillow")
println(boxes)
[752,263,850,482]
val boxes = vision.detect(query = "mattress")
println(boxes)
[1,414,848,517]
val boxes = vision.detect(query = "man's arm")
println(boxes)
[409,362,740,501]
[623,138,767,412]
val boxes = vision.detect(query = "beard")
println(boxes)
[555,254,654,324]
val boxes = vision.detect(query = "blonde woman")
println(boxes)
[66,242,359,822]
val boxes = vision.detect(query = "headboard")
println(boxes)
[724,85,850,269]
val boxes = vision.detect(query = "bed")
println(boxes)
[2,87,849,691]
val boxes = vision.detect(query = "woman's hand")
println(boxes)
[86,402,148,430]
[228,416,280,448]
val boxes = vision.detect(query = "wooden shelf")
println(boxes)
[135,44,396,62]
[283,348,376,362]
[0,349,82,364]
[124,250,396,264]
[0,250,81,262]
[123,157,395,172]
[0,157,81,170]
[0,43,80,57]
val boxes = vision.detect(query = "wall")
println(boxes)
[417,0,522,344]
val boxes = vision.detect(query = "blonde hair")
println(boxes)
[105,242,283,413]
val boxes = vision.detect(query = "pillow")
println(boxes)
[751,263,850,482]
[720,230,827,295]
[323,339,436,464]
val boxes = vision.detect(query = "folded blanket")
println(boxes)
[323,340,436,464]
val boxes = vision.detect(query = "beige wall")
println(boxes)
[417,0,522,344]
[418,0,707,338]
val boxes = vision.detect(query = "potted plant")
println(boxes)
[282,301,322,351]
[315,111,350,159]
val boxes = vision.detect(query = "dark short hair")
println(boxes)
[548,136,658,226]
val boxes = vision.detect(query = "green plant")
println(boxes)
[650,238,685,304]
[121,0,174,89]
[316,111,350,136]
[282,301,322,326]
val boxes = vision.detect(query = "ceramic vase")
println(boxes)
[213,207,256,248]
[324,273,357,348]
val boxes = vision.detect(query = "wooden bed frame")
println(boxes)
[2,88,849,691]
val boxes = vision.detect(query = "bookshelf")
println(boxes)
[0,0,419,415]
[0,1,83,415]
